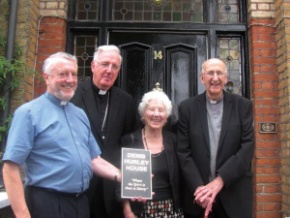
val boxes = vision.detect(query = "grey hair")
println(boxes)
[93,45,122,63]
[42,52,78,75]
[201,58,228,75]
[138,90,172,118]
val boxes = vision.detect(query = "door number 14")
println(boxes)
[154,50,163,60]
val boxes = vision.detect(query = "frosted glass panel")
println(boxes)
[74,35,98,78]
[76,0,100,20]
[112,0,203,22]
[218,38,242,95]
[218,0,239,23]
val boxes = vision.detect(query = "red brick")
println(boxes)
[260,65,277,73]
[255,149,280,157]
[34,17,67,96]
[38,47,65,55]
[255,134,280,142]
[255,158,281,166]
[39,24,66,33]
[252,65,261,72]
[259,34,276,42]
[255,166,281,174]
[41,17,61,24]
[255,212,282,218]
[38,40,65,48]
[255,175,281,183]
[261,81,278,90]
[256,194,281,202]
[255,185,264,192]
[252,33,260,41]
[255,202,263,211]
[252,74,278,82]
[256,141,281,149]
[253,81,262,90]
[250,18,275,25]
[249,16,281,218]
[252,57,276,65]
[252,48,260,56]
[252,42,276,49]
[254,91,279,98]
[264,186,281,193]
[255,106,279,114]
[253,115,280,123]
[254,99,279,106]
[264,203,281,211]
[39,32,64,41]
[259,49,276,57]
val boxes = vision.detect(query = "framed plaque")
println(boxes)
[121,147,152,199]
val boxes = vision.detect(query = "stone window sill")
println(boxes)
[0,191,9,209]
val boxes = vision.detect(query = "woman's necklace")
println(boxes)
[142,128,163,157]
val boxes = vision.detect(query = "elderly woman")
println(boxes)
[121,89,183,218]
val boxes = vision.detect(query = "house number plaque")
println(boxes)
[259,122,277,134]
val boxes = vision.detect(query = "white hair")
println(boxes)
[42,52,78,75]
[93,45,122,63]
[138,90,172,118]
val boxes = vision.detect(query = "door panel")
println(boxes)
[120,43,151,112]
[109,31,207,127]
[166,44,197,123]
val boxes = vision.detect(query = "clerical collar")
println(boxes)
[92,82,109,95]
[99,90,107,95]
[206,94,223,105]
[45,92,68,106]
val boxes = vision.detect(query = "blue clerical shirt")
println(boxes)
[3,92,101,193]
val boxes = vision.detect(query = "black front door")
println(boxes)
[109,31,207,127]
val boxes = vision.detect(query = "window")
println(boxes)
[74,35,98,78]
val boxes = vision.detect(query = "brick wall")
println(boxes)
[275,0,290,216]
[10,0,40,111]
[0,0,39,112]
[34,0,68,98]
[248,0,282,218]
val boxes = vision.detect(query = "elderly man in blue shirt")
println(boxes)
[2,52,121,218]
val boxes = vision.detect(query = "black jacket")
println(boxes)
[177,91,254,218]
[71,79,135,216]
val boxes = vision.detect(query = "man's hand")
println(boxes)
[194,176,224,217]
[3,161,31,218]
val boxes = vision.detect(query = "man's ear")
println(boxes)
[42,73,49,85]
[200,73,205,84]
[91,60,96,71]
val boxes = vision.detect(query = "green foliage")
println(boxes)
[0,114,12,143]
[0,34,26,143]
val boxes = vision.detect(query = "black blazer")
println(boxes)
[121,129,182,214]
[71,79,135,215]
[177,91,254,218]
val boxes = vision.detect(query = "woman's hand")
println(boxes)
[123,210,136,218]
[122,200,135,218]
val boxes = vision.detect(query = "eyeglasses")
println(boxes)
[96,61,120,71]
[204,71,226,77]
[56,72,78,78]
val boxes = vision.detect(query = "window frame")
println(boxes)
[67,0,249,98]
